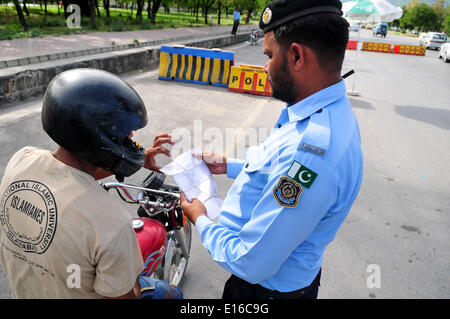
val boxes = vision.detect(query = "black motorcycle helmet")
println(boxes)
[42,68,148,181]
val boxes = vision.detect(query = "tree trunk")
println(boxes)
[62,0,69,18]
[44,0,47,15]
[95,0,101,18]
[151,0,162,24]
[136,0,145,22]
[89,0,97,29]
[218,2,221,25]
[23,0,30,16]
[195,0,200,22]
[104,0,110,18]
[147,0,152,20]
[12,0,28,32]
[76,0,90,16]
[245,8,253,24]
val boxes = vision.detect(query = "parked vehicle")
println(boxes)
[438,43,450,63]
[350,23,359,32]
[419,32,448,50]
[373,23,388,37]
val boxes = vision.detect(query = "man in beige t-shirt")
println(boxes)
[0,146,144,298]
[0,69,175,298]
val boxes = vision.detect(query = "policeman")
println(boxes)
[181,0,363,299]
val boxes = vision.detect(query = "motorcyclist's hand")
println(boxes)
[138,276,183,299]
[180,192,207,225]
[193,152,227,175]
[144,133,175,171]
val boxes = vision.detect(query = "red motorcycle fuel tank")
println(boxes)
[133,217,167,277]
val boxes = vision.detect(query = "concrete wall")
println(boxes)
[0,33,249,108]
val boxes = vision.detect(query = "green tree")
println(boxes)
[401,3,438,32]
[235,0,266,24]
[408,3,438,32]
[399,6,413,31]
[444,15,450,35]
[431,0,445,31]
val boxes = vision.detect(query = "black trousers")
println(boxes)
[222,269,321,299]
[231,20,240,34]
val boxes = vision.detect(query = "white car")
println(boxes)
[419,32,448,50]
[438,43,450,63]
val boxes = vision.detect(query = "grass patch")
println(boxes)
[0,4,258,40]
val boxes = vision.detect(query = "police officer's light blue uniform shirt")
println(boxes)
[233,10,241,21]
[195,80,363,292]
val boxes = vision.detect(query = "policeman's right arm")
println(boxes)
[193,155,339,284]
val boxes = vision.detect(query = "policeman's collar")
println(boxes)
[287,80,346,123]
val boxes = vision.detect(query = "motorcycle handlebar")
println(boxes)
[101,182,180,199]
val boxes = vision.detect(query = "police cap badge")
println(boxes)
[259,0,343,33]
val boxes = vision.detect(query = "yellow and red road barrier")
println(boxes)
[347,40,358,50]
[359,41,426,56]
[159,45,235,87]
[227,64,271,97]
[361,41,393,53]
[392,44,426,56]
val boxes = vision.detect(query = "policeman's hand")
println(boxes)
[193,152,227,175]
[144,133,175,171]
[180,192,207,225]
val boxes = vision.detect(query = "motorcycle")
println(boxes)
[101,171,191,287]
[250,29,259,45]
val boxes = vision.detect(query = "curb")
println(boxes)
[0,31,254,108]
[0,27,256,70]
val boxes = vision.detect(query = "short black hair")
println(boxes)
[273,13,349,74]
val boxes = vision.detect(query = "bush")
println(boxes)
[28,16,66,28]
[110,18,125,31]
[30,29,42,38]
[139,20,152,30]
[0,28,16,40]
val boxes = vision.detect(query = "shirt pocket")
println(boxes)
[238,158,267,201]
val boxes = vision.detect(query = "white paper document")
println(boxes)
[160,150,223,220]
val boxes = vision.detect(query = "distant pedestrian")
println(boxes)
[231,8,241,35]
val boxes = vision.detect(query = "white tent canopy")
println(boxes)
[342,0,403,24]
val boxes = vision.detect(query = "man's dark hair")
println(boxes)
[273,13,349,74]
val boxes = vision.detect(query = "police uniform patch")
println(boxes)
[286,160,318,189]
[273,177,303,208]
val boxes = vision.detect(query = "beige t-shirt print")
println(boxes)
[1,180,57,255]
[0,147,144,298]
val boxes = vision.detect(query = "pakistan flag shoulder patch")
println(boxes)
[286,161,318,189]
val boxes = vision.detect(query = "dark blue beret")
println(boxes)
[259,0,343,33]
